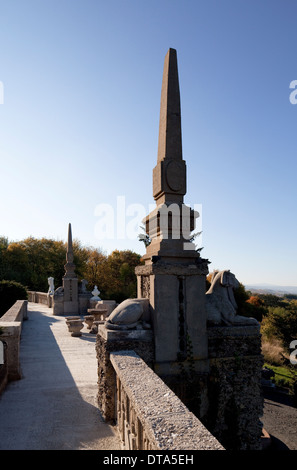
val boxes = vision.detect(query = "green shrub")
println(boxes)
[262,305,297,353]
[0,280,28,318]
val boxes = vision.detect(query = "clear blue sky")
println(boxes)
[0,0,296,286]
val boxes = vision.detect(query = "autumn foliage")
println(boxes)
[0,236,143,304]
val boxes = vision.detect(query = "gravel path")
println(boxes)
[262,387,297,450]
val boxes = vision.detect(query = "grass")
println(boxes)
[264,362,295,389]
[261,337,286,366]
[262,337,297,403]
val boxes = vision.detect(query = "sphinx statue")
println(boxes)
[105,298,151,330]
[206,270,258,326]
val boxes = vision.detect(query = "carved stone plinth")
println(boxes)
[135,261,209,375]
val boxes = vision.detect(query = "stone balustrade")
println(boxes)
[27,291,52,307]
[0,300,28,389]
[109,350,224,450]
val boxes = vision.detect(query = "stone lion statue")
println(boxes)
[206,270,258,326]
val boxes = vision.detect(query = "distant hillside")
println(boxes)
[245,284,297,296]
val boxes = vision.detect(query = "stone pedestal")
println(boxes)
[96,324,154,422]
[135,261,209,376]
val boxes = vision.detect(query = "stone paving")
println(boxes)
[0,303,121,450]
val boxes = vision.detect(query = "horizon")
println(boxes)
[1,1,297,287]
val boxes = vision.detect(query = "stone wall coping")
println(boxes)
[0,300,28,323]
[0,321,22,335]
[110,350,224,450]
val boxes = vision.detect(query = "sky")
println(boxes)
[0,0,296,287]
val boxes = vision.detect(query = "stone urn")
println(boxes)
[65,316,80,322]
[84,315,94,330]
[66,319,84,337]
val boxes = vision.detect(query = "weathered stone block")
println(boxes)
[205,325,264,450]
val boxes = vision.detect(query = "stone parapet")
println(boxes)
[0,340,8,394]
[0,300,28,384]
[96,325,154,423]
[27,291,51,307]
[1,300,28,322]
[110,350,224,450]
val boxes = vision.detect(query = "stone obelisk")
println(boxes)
[135,48,209,375]
[142,48,199,264]
[62,223,79,314]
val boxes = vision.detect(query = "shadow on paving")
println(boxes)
[262,386,297,451]
[0,306,120,450]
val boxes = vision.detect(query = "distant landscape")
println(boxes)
[245,284,297,296]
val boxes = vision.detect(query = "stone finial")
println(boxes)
[64,223,76,278]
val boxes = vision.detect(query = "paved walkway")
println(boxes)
[0,303,121,450]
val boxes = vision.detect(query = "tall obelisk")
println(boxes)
[136,49,209,375]
[62,223,79,313]
[142,48,199,265]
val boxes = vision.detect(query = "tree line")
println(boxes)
[0,236,142,304]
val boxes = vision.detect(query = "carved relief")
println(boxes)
[116,376,153,450]
[165,159,184,192]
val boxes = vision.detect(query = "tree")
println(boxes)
[101,250,143,303]
[82,248,107,293]
[0,235,144,303]
[0,236,92,292]
[261,304,297,352]
[0,237,9,279]
[246,295,263,308]
[0,280,28,317]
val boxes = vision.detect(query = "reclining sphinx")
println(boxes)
[105,298,151,330]
[206,270,258,326]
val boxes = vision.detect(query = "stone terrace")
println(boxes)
[0,302,121,450]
